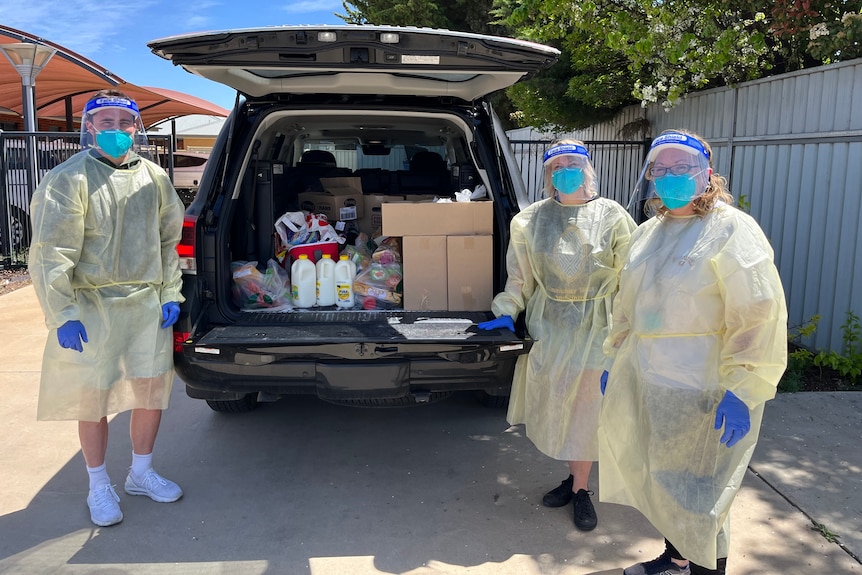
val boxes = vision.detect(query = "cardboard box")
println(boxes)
[402,236,448,310]
[298,177,364,221]
[382,201,493,236]
[359,194,406,236]
[447,235,493,311]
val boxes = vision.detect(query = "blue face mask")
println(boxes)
[654,174,698,210]
[551,167,585,195]
[96,130,134,157]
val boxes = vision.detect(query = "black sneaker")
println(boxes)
[624,551,691,575]
[572,489,597,531]
[541,474,574,507]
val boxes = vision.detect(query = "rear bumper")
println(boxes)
[175,354,518,401]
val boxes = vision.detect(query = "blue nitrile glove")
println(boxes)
[477,315,515,332]
[161,302,180,329]
[57,320,88,352]
[600,370,608,395]
[714,390,750,448]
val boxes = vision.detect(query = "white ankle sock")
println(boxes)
[130,451,153,479]
[86,463,110,490]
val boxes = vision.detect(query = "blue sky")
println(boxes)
[1,0,345,110]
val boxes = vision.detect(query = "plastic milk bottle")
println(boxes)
[291,254,316,308]
[334,254,356,309]
[315,253,336,307]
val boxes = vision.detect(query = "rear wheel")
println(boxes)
[205,393,259,413]
[476,391,510,408]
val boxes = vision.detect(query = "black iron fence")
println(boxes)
[3,134,649,267]
[0,131,172,267]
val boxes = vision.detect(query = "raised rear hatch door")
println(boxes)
[148,25,559,101]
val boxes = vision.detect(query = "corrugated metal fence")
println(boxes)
[510,139,649,206]
[508,57,862,354]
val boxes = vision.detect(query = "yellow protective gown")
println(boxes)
[492,197,636,460]
[29,150,185,422]
[598,205,787,568]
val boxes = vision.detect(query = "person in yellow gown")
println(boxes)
[29,90,186,527]
[599,130,788,575]
[479,139,636,531]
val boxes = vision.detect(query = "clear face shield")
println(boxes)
[80,96,151,160]
[628,132,711,217]
[543,143,598,200]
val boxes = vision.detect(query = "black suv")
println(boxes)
[148,26,559,413]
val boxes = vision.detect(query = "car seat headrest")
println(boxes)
[409,151,445,172]
[299,150,337,167]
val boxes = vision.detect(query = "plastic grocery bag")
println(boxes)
[274,211,345,265]
[231,259,293,311]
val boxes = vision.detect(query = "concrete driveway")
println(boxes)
[1,285,859,574]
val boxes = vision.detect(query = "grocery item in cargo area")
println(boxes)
[382,200,493,236]
[298,177,364,221]
[353,238,403,309]
[231,260,293,311]
[335,254,356,309]
[358,194,406,236]
[287,241,340,264]
[447,235,493,311]
[291,254,317,308]
[316,254,337,306]
[402,236,448,310]
[274,211,343,264]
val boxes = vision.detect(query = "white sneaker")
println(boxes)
[87,484,123,527]
[124,469,183,503]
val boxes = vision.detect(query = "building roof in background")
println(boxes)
[148,112,228,137]
[0,25,229,129]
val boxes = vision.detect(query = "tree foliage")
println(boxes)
[494,0,861,119]
[339,0,506,35]
[339,0,862,130]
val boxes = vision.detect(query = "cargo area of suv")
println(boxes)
[147,26,559,412]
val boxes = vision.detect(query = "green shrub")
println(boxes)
[813,311,862,384]
[779,315,819,393]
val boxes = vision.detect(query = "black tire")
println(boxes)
[205,393,259,413]
[476,391,510,408]
[176,188,197,207]
[1,206,28,256]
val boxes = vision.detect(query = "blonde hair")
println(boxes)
[542,138,599,199]
[645,129,733,218]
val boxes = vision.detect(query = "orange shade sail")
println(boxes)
[1,25,229,129]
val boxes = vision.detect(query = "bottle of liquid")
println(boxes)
[315,253,336,307]
[334,254,356,309]
[291,254,316,308]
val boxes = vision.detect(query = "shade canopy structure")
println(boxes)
[0,25,229,129]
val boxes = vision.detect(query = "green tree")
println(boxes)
[339,0,507,35]
[340,0,862,130]
[339,0,519,127]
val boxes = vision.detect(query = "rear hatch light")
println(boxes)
[176,214,197,273]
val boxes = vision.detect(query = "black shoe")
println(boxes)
[624,551,691,575]
[542,474,574,507]
[572,489,598,531]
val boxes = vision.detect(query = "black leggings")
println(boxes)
[665,539,727,575]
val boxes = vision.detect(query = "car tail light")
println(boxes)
[173,331,190,353]
[176,214,198,273]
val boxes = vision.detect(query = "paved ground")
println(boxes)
[1,285,860,574]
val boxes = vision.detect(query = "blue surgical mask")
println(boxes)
[552,167,585,195]
[96,130,134,157]
[654,174,698,210]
